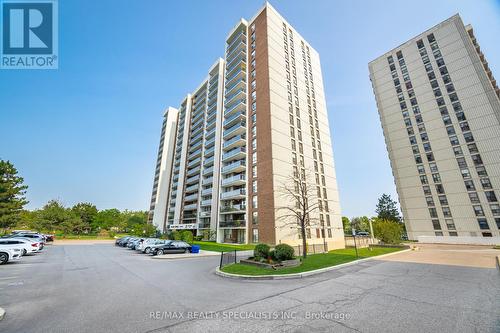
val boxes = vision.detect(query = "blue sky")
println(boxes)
[0,0,499,218]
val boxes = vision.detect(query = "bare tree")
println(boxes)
[276,172,323,258]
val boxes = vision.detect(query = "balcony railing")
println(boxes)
[220,204,246,212]
[224,99,245,117]
[222,147,246,162]
[219,220,246,228]
[221,174,245,186]
[201,199,212,206]
[184,203,197,210]
[221,188,246,199]
[223,134,245,149]
[221,161,246,174]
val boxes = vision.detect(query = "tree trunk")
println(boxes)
[301,220,307,258]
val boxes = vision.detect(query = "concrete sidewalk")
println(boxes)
[376,243,500,268]
[152,250,220,260]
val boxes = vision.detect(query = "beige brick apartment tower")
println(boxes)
[149,3,343,248]
[369,15,500,243]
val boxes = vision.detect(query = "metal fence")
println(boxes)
[219,250,253,269]
[290,243,329,257]
[344,236,378,248]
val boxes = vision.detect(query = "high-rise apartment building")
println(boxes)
[149,3,343,247]
[369,14,500,242]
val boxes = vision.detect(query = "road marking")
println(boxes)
[0,276,19,280]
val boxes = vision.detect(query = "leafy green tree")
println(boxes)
[37,200,82,234]
[72,202,97,234]
[351,216,370,233]
[375,194,401,223]
[94,209,124,231]
[0,160,28,231]
[372,219,403,244]
[180,230,193,243]
[342,216,351,235]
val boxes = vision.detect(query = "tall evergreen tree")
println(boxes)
[0,160,28,230]
[375,194,401,223]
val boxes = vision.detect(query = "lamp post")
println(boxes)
[351,226,359,258]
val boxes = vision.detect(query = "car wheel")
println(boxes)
[157,249,164,255]
[183,249,187,253]
[22,249,27,255]
[145,247,151,254]
[0,253,8,264]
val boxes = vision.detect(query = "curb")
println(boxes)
[0,307,5,321]
[151,252,219,260]
[496,256,500,270]
[215,249,412,280]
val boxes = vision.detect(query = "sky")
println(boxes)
[0,0,499,218]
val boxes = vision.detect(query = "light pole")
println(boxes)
[351,226,358,258]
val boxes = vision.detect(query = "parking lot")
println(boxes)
[0,243,499,333]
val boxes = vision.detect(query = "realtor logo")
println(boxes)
[1,0,58,69]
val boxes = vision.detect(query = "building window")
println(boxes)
[473,205,485,217]
[468,192,480,204]
[435,231,443,236]
[445,219,456,230]
[464,180,476,191]
[482,232,492,237]
[485,191,498,203]
[477,218,489,230]
[432,220,441,231]
[439,195,448,206]
[480,178,492,190]
[252,180,257,193]
[252,195,258,209]
[429,208,438,218]
[252,229,258,243]
[442,207,452,218]
[426,197,435,207]
[490,204,500,216]
[252,211,258,224]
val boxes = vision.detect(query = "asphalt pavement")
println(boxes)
[0,243,498,333]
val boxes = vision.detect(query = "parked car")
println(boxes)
[10,233,45,249]
[0,248,22,265]
[43,234,54,242]
[127,238,143,250]
[0,238,39,255]
[116,237,134,247]
[151,241,192,255]
[138,239,168,254]
[356,231,370,236]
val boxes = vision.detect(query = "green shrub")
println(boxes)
[254,243,270,259]
[171,230,182,240]
[373,219,403,244]
[194,235,203,241]
[180,230,193,243]
[273,244,295,261]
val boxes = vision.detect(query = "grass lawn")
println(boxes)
[193,241,255,252]
[55,233,129,240]
[221,246,403,276]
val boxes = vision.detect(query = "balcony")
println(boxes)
[184,193,198,202]
[203,166,214,175]
[222,147,246,162]
[199,211,211,218]
[202,177,213,185]
[225,87,246,105]
[184,203,197,210]
[186,167,200,177]
[226,29,246,51]
[221,174,246,187]
[204,155,215,166]
[225,68,245,87]
[220,204,246,214]
[226,37,246,61]
[225,77,246,95]
[201,188,213,196]
[205,137,215,148]
[225,56,245,78]
[221,188,246,200]
[185,184,199,193]
[223,134,246,150]
[219,220,246,228]
[185,175,200,185]
[223,122,246,140]
[189,148,202,160]
[224,99,246,118]
[204,147,215,157]
[201,199,212,206]
[188,156,201,168]
[221,161,246,174]
[224,111,245,129]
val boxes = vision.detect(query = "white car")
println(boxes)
[0,238,39,255]
[137,239,166,254]
[0,248,22,264]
